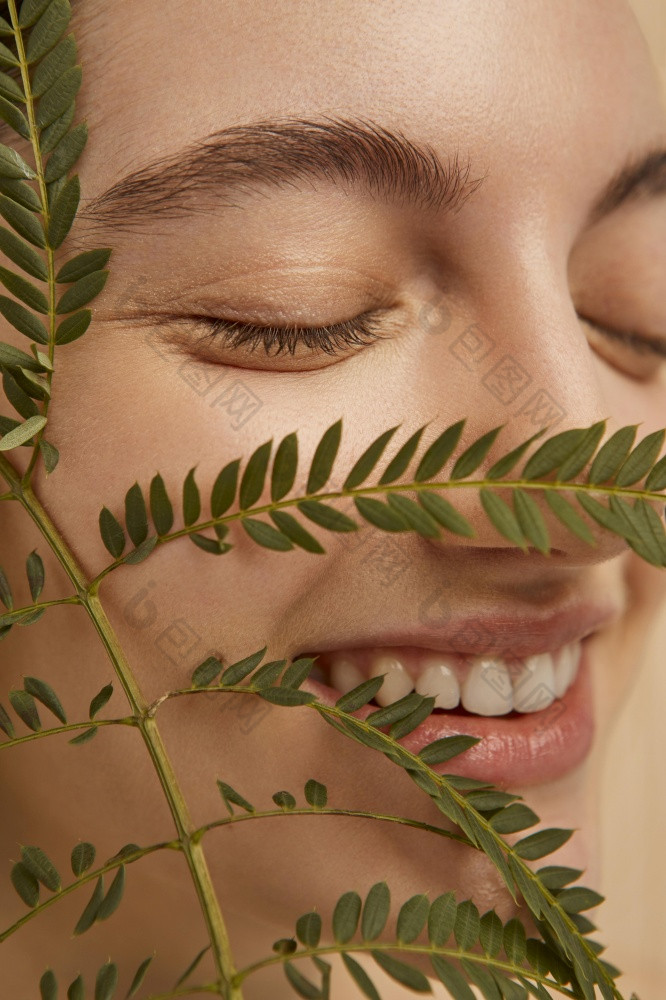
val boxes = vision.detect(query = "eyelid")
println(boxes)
[579,314,666,359]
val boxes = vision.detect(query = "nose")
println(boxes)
[412,261,638,567]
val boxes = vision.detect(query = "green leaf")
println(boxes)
[361,881,390,941]
[181,466,200,526]
[389,696,436,739]
[3,367,38,417]
[26,0,72,63]
[534,865,583,891]
[36,64,81,129]
[46,172,79,249]
[55,250,110,286]
[587,424,638,484]
[0,294,48,342]
[486,427,549,479]
[0,563,13,609]
[307,418,342,493]
[0,338,44,371]
[272,790,297,810]
[54,308,91,344]
[341,953,381,1000]
[614,428,666,487]
[414,419,466,481]
[343,425,400,489]
[46,173,67,212]
[450,424,505,479]
[123,533,159,563]
[513,827,573,860]
[31,33,77,95]
[174,945,211,987]
[271,430,298,501]
[430,955,476,1000]
[9,688,41,730]
[354,495,409,532]
[123,482,148,546]
[219,646,267,685]
[366,691,424,729]
[0,71,25,103]
[40,969,58,1000]
[98,505,125,558]
[89,682,113,719]
[16,364,50,398]
[0,225,47,280]
[19,0,54,28]
[20,844,60,891]
[333,891,362,944]
[297,499,358,532]
[335,675,385,712]
[543,490,596,546]
[242,517,293,550]
[217,779,255,816]
[576,492,638,542]
[304,778,327,807]
[40,101,75,155]
[0,702,16,737]
[371,950,431,992]
[10,860,40,906]
[0,143,36,180]
[125,956,154,998]
[96,864,125,920]
[386,493,440,537]
[454,899,480,950]
[70,841,95,876]
[503,918,527,963]
[284,962,322,999]
[645,452,666,491]
[512,489,550,555]
[417,491,475,536]
[239,437,272,509]
[555,886,605,913]
[67,974,84,1000]
[479,910,504,956]
[23,675,66,723]
[188,531,228,555]
[0,93,30,138]
[251,658,286,688]
[460,959,503,1000]
[25,549,45,600]
[522,427,588,480]
[0,174,42,211]
[418,734,480,765]
[149,472,173,535]
[191,655,223,688]
[296,910,322,947]
[556,420,607,481]
[56,267,108,311]
[269,509,325,553]
[68,725,97,745]
[0,193,46,247]
[211,458,239,516]
[72,874,104,934]
[280,656,316,689]
[94,961,118,1000]
[378,423,428,484]
[397,894,429,943]
[479,488,527,550]
[488,803,539,834]
[0,41,18,69]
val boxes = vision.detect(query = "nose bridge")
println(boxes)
[416,238,629,563]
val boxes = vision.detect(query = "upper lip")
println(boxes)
[296,599,621,660]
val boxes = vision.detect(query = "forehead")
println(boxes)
[71,0,664,223]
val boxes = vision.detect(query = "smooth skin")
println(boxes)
[0,1,665,996]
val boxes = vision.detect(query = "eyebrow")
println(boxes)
[74,116,486,241]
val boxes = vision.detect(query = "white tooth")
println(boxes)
[369,654,415,706]
[553,641,582,698]
[330,656,365,695]
[512,652,556,713]
[415,657,461,709]
[461,658,513,716]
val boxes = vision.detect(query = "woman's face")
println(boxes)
[1,0,665,994]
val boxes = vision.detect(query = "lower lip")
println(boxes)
[302,639,595,788]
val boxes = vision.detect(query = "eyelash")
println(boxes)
[190,309,666,363]
[193,309,389,357]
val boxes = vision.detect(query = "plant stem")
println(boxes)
[0,455,241,995]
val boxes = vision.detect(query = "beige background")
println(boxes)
[597,5,666,999]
